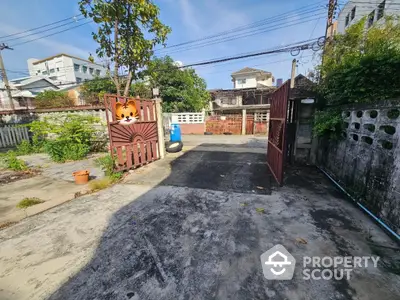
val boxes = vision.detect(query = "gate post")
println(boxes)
[241,109,246,135]
[155,99,166,159]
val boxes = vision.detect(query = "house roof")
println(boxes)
[32,53,103,67]
[231,67,272,77]
[11,76,60,89]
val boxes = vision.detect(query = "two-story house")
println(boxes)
[27,53,107,86]
[210,67,276,112]
[231,67,275,89]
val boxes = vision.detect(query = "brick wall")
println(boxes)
[180,123,205,134]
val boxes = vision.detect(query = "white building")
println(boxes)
[337,0,400,34]
[0,77,59,110]
[27,53,107,86]
[231,67,275,89]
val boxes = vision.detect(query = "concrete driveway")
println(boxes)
[0,136,399,300]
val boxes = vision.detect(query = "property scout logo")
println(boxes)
[260,244,380,281]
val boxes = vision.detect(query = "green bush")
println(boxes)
[5,152,28,171]
[95,154,122,179]
[45,140,90,163]
[27,114,105,162]
[15,140,33,155]
[34,90,75,108]
[313,109,343,139]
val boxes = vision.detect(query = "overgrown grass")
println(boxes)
[89,177,114,191]
[16,197,44,209]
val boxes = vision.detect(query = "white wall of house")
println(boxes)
[337,0,399,34]
[27,54,107,85]
[233,75,257,89]
[257,77,274,87]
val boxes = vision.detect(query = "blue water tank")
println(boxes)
[170,123,182,142]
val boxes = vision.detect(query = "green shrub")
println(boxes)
[95,154,116,176]
[95,154,123,181]
[16,197,44,208]
[15,140,33,155]
[313,109,343,139]
[6,152,28,171]
[27,114,105,162]
[34,90,75,108]
[45,140,90,163]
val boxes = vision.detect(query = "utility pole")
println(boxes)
[290,58,297,88]
[0,43,14,110]
[320,0,337,73]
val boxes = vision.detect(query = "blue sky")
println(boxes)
[0,0,328,89]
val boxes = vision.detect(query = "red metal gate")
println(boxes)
[104,94,159,171]
[267,80,290,186]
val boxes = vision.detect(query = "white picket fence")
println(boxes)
[0,125,30,148]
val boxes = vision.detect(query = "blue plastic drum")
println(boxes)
[170,123,182,142]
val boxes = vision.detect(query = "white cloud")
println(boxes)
[178,0,203,35]
[0,22,91,59]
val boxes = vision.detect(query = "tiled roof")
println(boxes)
[231,67,271,76]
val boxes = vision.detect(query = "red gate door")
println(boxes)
[267,80,290,186]
[104,94,159,172]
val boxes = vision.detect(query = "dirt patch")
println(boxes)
[0,169,39,185]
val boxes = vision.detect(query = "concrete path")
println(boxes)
[0,153,107,225]
[0,136,399,300]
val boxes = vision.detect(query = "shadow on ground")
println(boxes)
[45,143,400,300]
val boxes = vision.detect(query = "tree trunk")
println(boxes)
[123,70,134,97]
[114,12,121,96]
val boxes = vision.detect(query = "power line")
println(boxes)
[156,7,327,55]
[0,14,83,40]
[10,21,93,47]
[199,55,314,75]
[155,1,327,52]
[6,38,324,90]
[3,18,87,43]
[157,14,326,56]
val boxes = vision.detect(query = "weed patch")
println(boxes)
[16,197,44,209]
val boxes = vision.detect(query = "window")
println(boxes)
[49,76,57,80]
[82,66,88,74]
[345,14,350,27]
[56,67,60,71]
[50,68,55,74]
[351,7,356,20]
[89,67,94,74]
[42,71,48,75]
[237,79,246,84]
[95,69,101,76]
[368,10,375,28]
[74,64,80,72]
[377,0,385,20]
[76,77,82,83]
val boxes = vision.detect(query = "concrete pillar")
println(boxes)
[242,109,246,135]
[155,98,166,159]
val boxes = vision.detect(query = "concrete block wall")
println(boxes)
[317,100,400,234]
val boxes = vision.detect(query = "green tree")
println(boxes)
[80,76,117,105]
[34,90,75,108]
[146,56,210,112]
[79,0,171,97]
[318,16,400,105]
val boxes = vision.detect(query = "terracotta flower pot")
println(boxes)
[72,170,90,185]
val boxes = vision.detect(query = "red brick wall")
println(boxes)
[180,123,205,134]
[206,115,242,134]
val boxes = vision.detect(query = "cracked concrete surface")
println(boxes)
[0,136,399,300]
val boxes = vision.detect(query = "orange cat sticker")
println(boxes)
[115,100,139,125]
